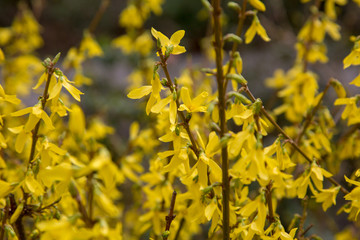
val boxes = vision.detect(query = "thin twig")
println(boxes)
[224,0,248,88]
[71,183,93,228]
[163,191,177,240]
[265,181,275,224]
[9,194,25,240]
[301,224,314,237]
[88,0,111,34]
[0,199,9,240]
[212,0,230,239]
[297,196,308,239]
[28,62,56,169]
[157,48,200,157]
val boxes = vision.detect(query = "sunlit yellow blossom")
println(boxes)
[343,45,360,69]
[119,5,143,28]
[127,72,162,115]
[80,31,104,58]
[249,0,266,11]
[0,48,4,63]
[178,87,208,112]
[11,104,55,132]
[314,186,340,211]
[350,74,360,87]
[245,15,270,44]
[48,72,84,102]
[151,28,186,55]
[0,84,20,105]
[334,97,360,125]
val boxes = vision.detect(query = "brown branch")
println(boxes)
[301,224,314,237]
[0,199,9,240]
[163,191,177,240]
[88,0,111,34]
[157,47,200,157]
[265,181,275,224]
[297,197,309,239]
[224,0,248,88]
[9,194,25,240]
[70,182,93,228]
[212,0,230,239]
[28,58,57,169]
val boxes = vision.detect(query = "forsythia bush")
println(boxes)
[0,0,360,239]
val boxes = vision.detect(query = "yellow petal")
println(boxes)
[48,80,62,100]
[127,86,152,99]
[24,114,40,132]
[11,107,33,117]
[180,87,192,106]
[245,19,257,44]
[249,0,266,11]
[170,30,185,45]
[151,95,172,113]
[62,80,83,102]
[0,48,4,63]
[41,111,55,130]
[25,173,44,197]
[0,180,13,198]
[169,100,177,124]
[350,74,360,87]
[172,46,186,55]
[33,73,47,90]
[205,201,217,221]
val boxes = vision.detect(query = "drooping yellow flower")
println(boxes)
[48,72,84,102]
[178,87,208,113]
[314,186,340,211]
[343,45,360,69]
[79,31,104,58]
[151,28,186,55]
[249,0,266,11]
[127,71,162,115]
[334,97,360,125]
[245,15,270,44]
[350,74,360,87]
[0,48,4,63]
[11,104,55,132]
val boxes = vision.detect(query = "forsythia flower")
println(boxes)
[249,0,266,11]
[178,87,208,113]
[0,48,4,62]
[343,36,360,69]
[334,97,360,125]
[151,28,186,55]
[245,14,270,44]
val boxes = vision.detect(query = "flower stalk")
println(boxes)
[212,0,230,239]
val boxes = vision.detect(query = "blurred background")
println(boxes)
[1,0,360,239]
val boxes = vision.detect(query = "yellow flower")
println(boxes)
[151,28,186,55]
[79,31,103,58]
[343,47,360,69]
[11,104,55,132]
[314,186,340,211]
[334,97,360,125]
[178,87,208,113]
[350,74,360,87]
[127,72,162,115]
[48,72,84,102]
[119,5,143,28]
[0,48,4,63]
[249,0,266,11]
[245,15,270,44]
